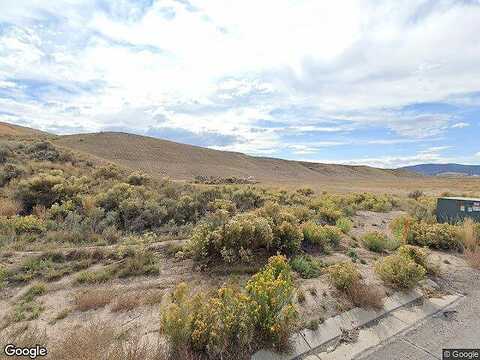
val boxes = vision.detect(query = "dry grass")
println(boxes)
[74,289,112,312]
[50,321,169,360]
[143,289,165,306]
[461,218,480,269]
[346,281,384,310]
[111,293,142,312]
[0,326,47,359]
[465,250,480,269]
[0,198,21,217]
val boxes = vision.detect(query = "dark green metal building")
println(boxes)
[436,197,480,223]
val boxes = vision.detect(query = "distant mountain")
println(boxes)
[400,163,480,177]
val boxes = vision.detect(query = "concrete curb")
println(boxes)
[251,288,461,360]
[308,293,464,360]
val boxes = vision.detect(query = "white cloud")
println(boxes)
[451,122,470,128]
[0,0,479,164]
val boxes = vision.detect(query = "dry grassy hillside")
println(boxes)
[56,132,409,182]
[1,121,479,194]
[56,131,480,195]
[0,122,50,138]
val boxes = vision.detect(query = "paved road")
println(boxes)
[359,266,480,360]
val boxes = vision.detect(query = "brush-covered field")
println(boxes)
[1,138,479,360]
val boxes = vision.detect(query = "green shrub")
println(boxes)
[296,188,314,196]
[75,269,114,284]
[22,282,47,302]
[116,250,159,278]
[223,213,273,253]
[336,217,353,233]
[208,199,236,215]
[361,231,389,253]
[190,212,274,262]
[1,215,46,234]
[408,197,436,222]
[290,255,323,278]
[303,222,342,251]
[327,262,361,291]
[0,265,8,288]
[126,171,149,185]
[231,187,265,211]
[375,254,426,289]
[27,141,65,162]
[287,205,314,223]
[272,221,303,255]
[12,300,44,321]
[14,174,64,213]
[347,249,359,262]
[390,215,414,242]
[318,204,343,224]
[0,163,24,186]
[257,202,303,254]
[94,164,122,179]
[0,144,12,164]
[408,190,424,200]
[409,221,460,250]
[354,193,395,212]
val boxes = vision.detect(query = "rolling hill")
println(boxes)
[55,132,412,182]
[400,164,480,177]
[4,121,480,194]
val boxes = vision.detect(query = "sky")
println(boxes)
[0,0,479,168]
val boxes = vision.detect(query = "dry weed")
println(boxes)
[50,321,169,360]
[111,293,142,312]
[74,289,112,312]
[346,281,384,309]
[143,289,164,306]
[0,198,21,217]
[461,219,480,269]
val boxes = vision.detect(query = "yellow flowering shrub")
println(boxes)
[327,262,361,291]
[161,256,298,357]
[160,283,193,355]
[191,287,254,359]
[409,221,460,250]
[375,254,426,289]
[257,202,303,254]
[246,255,297,349]
[397,245,428,268]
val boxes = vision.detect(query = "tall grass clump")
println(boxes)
[361,232,389,253]
[335,217,352,234]
[460,218,480,269]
